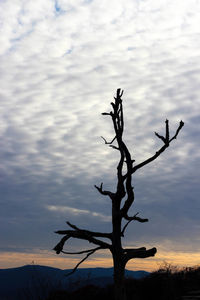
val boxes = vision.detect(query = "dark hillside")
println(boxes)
[47,265,200,300]
[0,265,148,300]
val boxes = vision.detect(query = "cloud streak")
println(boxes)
[47,205,111,222]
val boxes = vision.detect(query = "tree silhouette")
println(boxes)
[53,89,184,300]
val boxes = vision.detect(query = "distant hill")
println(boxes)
[0,265,149,300]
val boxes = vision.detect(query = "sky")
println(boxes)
[0,0,200,272]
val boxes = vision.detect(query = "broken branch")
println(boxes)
[124,247,157,261]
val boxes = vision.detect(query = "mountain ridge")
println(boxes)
[0,264,149,300]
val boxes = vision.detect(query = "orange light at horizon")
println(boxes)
[0,249,199,272]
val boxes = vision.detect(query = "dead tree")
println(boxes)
[53,89,184,300]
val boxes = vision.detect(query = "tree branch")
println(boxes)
[165,119,169,144]
[130,120,184,174]
[116,140,135,214]
[94,182,115,199]
[53,235,70,254]
[65,246,102,276]
[124,247,157,261]
[124,213,148,223]
[121,220,132,237]
[55,229,112,246]
[124,247,146,253]
[121,212,148,237]
[61,246,102,255]
[66,221,112,239]
[101,135,116,145]
[109,145,120,150]
[154,131,166,143]
[169,120,184,142]
[53,226,112,250]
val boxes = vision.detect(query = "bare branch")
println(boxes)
[124,247,146,253]
[94,182,115,199]
[155,119,170,144]
[121,212,148,237]
[66,221,79,230]
[169,120,184,142]
[124,213,149,223]
[131,120,184,174]
[53,235,70,254]
[121,220,132,237]
[55,230,112,239]
[116,88,124,99]
[154,131,166,143]
[109,145,120,150]
[165,119,169,144]
[102,112,111,116]
[124,247,157,261]
[61,246,101,255]
[65,247,102,276]
[118,140,135,214]
[101,135,116,145]
[66,221,112,239]
[54,229,111,250]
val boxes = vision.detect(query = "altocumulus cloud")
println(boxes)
[0,0,200,268]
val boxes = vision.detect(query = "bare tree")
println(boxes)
[53,89,184,300]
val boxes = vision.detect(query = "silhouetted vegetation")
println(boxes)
[46,264,200,300]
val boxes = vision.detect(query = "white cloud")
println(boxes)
[1,0,199,182]
[0,0,200,265]
[47,205,111,222]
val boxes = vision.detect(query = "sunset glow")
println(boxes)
[1,249,199,272]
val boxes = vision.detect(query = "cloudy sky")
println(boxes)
[0,0,200,271]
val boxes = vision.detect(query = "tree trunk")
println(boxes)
[112,197,127,300]
[113,256,127,300]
